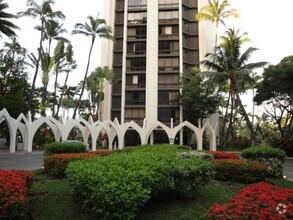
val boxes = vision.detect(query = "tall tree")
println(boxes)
[85,66,115,121]
[71,14,114,119]
[55,43,77,117]
[195,0,239,49]
[200,28,267,146]
[18,0,65,112]
[0,0,19,38]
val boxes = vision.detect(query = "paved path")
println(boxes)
[0,151,44,170]
[0,152,292,181]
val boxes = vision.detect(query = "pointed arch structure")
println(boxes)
[0,108,218,153]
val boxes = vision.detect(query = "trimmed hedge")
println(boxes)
[241,146,287,177]
[241,146,286,161]
[44,150,111,178]
[213,159,268,183]
[66,145,214,219]
[44,142,86,155]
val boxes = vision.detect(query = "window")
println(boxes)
[126,75,146,87]
[159,11,178,23]
[158,91,179,105]
[126,91,145,105]
[127,26,147,39]
[158,108,179,123]
[159,41,179,54]
[127,42,146,55]
[158,58,179,71]
[159,25,179,38]
[159,0,178,8]
[127,58,146,71]
[128,0,147,10]
[125,108,145,120]
[128,12,147,24]
[158,74,179,87]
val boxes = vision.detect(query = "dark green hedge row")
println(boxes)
[241,146,286,161]
[44,142,86,155]
[213,159,268,183]
[240,146,287,177]
[66,145,214,220]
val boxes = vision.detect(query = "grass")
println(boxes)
[27,169,293,220]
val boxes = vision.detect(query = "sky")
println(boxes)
[2,0,293,114]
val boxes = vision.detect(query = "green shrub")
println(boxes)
[43,150,111,178]
[240,146,286,161]
[241,146,286,177]
[213,159,268,183]
[66,144,214,219]
[44,142,86,155]
[177,151,213,160]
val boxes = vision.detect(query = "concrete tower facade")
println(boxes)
[101,0,215,131]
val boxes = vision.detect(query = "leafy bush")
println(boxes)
[241,146,286,161]
[177,151,213,160]
[207,151,239,159]
[204,182,293,219]
[226,135,251,149]
[44,142,86,155]
[213,159,268,183]
[0,170,33,218]
[44,150,111,178]
[66,144,214,219]
[241,146,287,177]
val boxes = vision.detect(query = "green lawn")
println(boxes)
[28,169,293,220]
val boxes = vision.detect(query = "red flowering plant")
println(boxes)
[207,151,239,159]
[44,149,112,178]
[0,169,33,218]
[204,182,293,220]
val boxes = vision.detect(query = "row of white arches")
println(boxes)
[0,108,218,153]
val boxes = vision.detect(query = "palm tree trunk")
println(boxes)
[72,38,95,119]
[235,91,256,144]
[219,91,231,148]
[56,68,69,117]
[52,69,59,116]
[28,21,44,112]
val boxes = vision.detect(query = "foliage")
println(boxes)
[241,146,287,162]
[0,0,19,38]
[200,28,267,146]
[0,170,33,218]
[213,159,268,183]
[0,49,37,118]
[177,151,213,160]
[225,135,251,149]
[254,56,293,156]
[71,14,114,119]
[180,75,222,125]
[85,66,115,121]
[204,181,293,219]
[44,142,87,155]
[241,146,287,177]
[207,150,239,159]
[66,145,214,219]
[44,150,111,178]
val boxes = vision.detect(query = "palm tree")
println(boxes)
[86,66,115,121]
[71,14,114,119]
[55,43,77,117]
[195,0,239,49]
[200,28,267,146]
[0,0,19,38]
[2,37,27,77]
[18,0,65,112]
[36,20,68,55]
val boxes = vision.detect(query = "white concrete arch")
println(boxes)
[145,122,173,145]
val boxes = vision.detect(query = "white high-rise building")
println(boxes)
[101,0,215,145]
